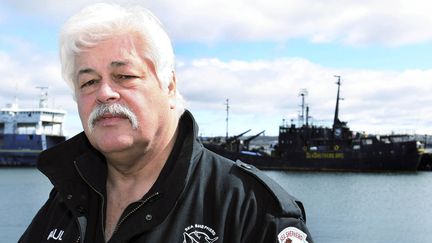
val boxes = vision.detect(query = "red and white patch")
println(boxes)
[277,227,309,243]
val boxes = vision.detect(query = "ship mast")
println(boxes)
[332,75,342,129]
[298,89,308,126]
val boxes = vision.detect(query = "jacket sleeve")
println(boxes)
[241,199,313,243]
[259,208,313,243]
[234,161,314,243]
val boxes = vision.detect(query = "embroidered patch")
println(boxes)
[277,227,309,243]
[183,224,219,243]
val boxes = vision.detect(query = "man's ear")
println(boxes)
[168,71,177,109]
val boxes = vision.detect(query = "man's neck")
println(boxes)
[103,123,179,241]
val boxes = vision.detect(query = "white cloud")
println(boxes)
[176,58,432,135]
[2,0,432,46]
[157,0,432,46]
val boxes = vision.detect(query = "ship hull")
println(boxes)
[205,141,420,172]
[0,134,66,166]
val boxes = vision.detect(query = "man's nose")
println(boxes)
[96,81,120,103]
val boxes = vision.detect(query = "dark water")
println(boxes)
[1,168,431,243]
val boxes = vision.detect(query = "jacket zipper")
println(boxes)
[75,219,81,243]
[74,161,106,242]
[111,192,161,237]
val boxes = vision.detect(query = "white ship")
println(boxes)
[0,88,66,166]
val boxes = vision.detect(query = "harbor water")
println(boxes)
[1,168,432,243]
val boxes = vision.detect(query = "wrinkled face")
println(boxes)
[74,34,176,155]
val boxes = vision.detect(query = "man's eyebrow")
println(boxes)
[111,61,130,67]
[77,68,97,77]
[76,61,133,79]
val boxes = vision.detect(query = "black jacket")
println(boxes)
[19,111,313,243]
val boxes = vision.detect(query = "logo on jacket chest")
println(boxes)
[47,228,65,241]
[183,224,219,243]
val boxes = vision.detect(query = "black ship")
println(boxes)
[204,77,422,171]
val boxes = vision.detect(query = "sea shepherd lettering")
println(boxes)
[47,229,64,241]
[183,224,218,243]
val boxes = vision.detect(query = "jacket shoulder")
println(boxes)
[233,160,307,221]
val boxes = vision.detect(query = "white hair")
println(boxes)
[59,3,185,116]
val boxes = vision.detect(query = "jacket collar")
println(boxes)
[37,131,97,191]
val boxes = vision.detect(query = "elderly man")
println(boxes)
[20,3,313,243]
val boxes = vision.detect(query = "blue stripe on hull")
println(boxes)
[0,134,66,166]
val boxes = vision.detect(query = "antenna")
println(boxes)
[13,83,19,109]
[225,98,230,139]
[36,86,49,108]
[298,89,308,126]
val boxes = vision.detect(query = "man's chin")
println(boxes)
[86,131,135,152]
[95,141,134,155]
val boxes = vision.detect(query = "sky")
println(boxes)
[0,0,431,138]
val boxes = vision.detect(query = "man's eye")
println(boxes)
[80,79,97,88]
[116,74,138,80]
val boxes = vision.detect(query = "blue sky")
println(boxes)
[175,40,432,70]
[1,0,431,137]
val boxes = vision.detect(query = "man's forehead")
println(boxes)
[76,35,144,61]
[74,36,152,76]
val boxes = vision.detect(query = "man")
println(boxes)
[20,3,313,243]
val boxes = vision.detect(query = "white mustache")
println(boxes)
[87,103,139,133]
